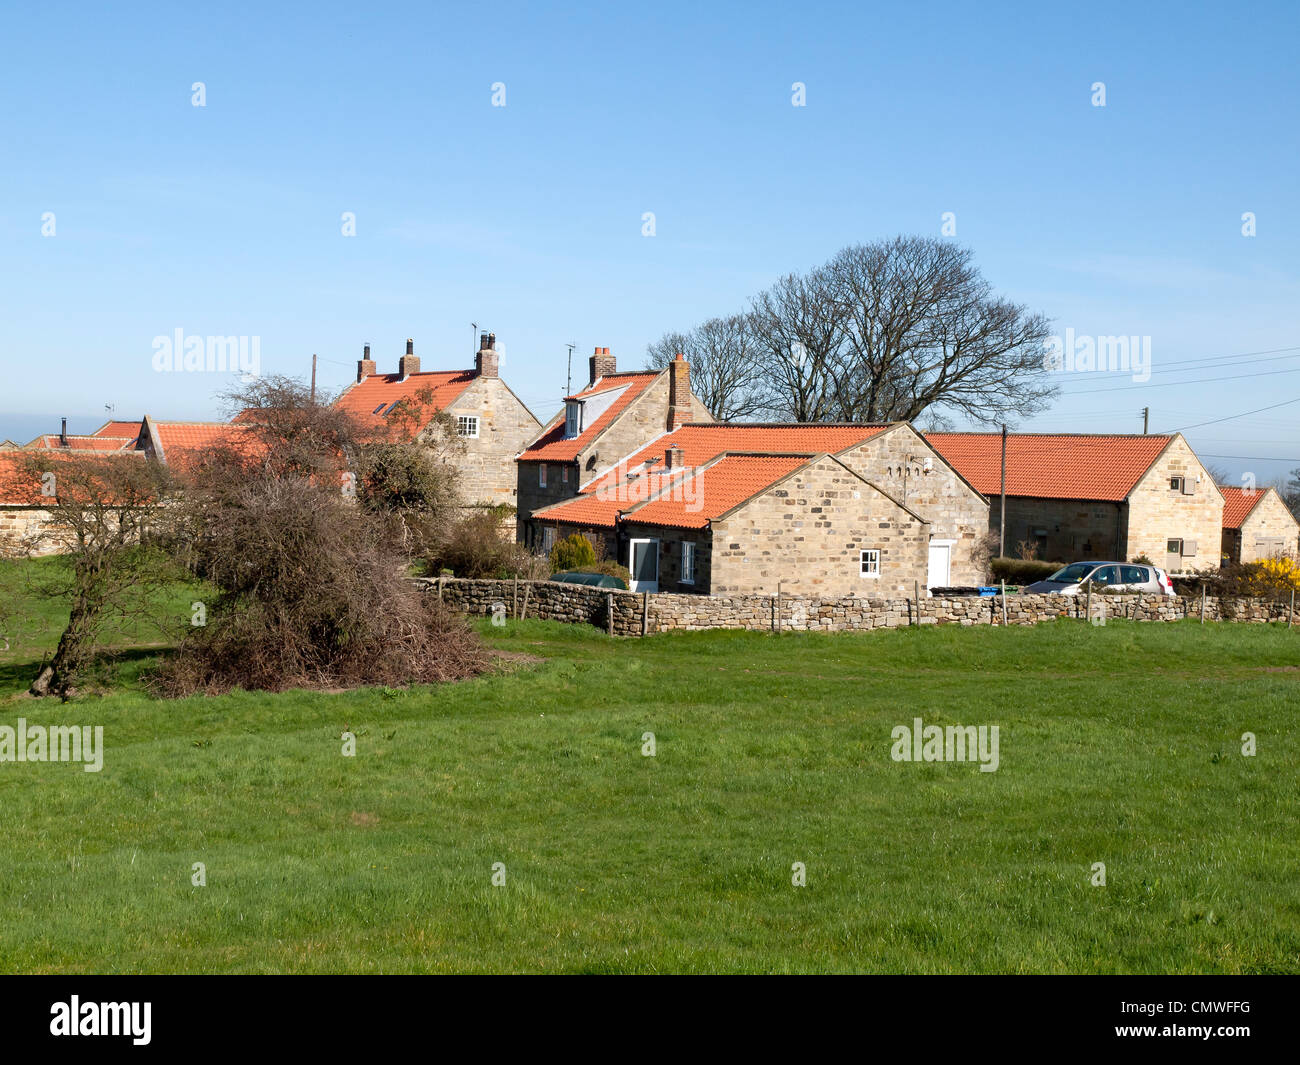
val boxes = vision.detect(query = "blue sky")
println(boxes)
[2,0,1297,483]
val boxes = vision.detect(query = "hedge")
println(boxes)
[989,557,1061,582]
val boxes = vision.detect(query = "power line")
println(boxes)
[1060,365,1300,395]
[1161,395,1300,433]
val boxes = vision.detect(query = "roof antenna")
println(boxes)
[565,342,576,396]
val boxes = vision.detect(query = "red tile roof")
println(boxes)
[0,450,145,505]
[1220,485,1268,529]
[536,452,815,529]
[334,370,478,433]
[28,435,135,452]
[519,372,661,462]
[91,420,143,439]
[150,422,258,468]
[582,422,890,492]
[923,433,1173,501]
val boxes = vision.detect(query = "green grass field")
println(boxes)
[1,558,1297,973]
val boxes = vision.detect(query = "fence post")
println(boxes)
[607,592,614,637]
[437,575,445,601]
[913,581,920,626]
[1290,588,1295,630]
[1000,580,1008,627]
[774,581,781,634]
[513,577,518,619]
[642,592,648,637]
[1085,582,1091,624]
[1200,583,1206,625]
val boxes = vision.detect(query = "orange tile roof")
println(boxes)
[1219,485,1268,529]
[519,372,661,462]
[630,454,813,529]
[29,435,135,451]
[536,452,816,530]
[923,433,1173,501]
[582,422,890,493]
[151,422,258,468]
[92,420,143,438]
[334,370,477,433]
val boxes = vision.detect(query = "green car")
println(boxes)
[550,571,629,590]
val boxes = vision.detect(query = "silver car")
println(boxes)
[1023,561,1175,596]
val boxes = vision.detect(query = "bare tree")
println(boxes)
[646,315,767,421]
[10,453,178,698]
[654,236,1055,426]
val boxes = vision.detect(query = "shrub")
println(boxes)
[555,559,631,584]
[1130,554,1154,565]
[427,510,535,579]
[550,533,596,572]
[990,557,1060,583]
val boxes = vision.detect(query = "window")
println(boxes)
[455,415,479,438]
[1170,476,1184,491]
[539,464,547,488]
[564,402,581,438]
[1120,565,1147,585]
[1089,565,1121,586]
[372,402,387,414]
[681,541,695,585]
[562,465,569,484]
[860,549,880,578]
[541,527,555,553]
[1167,538,1183,555]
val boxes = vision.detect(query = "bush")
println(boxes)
[990,557,1060,583]
[555,559,631,584]
[152,475,490,695]
[550,533,596,572]
[427,510,535,579]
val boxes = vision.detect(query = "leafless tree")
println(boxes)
[646,315,767,421]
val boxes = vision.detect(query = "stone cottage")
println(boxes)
[1220,485,1299,562]
[515,348,714,551]
[924,432,1224,573]
[529,420,989,594]
[335,334,542,520]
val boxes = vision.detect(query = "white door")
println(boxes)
[926,540,953,592]
[629,539,659,592]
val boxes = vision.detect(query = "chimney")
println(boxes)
[60,417,68,447]
[588,346,616,387]
[667,352,691,431]
[476,331,499,379]
[665,444,684,469]
[357,342,376,383]
[398,338,420,377]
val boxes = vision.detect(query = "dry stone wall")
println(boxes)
[422,578,1299,636]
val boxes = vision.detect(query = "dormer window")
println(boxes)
[564,401,582,438]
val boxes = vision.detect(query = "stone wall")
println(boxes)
[425,577,1300,635]
[0,507,69,556]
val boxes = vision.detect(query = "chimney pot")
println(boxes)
[398,339,420,377]
[665,445,683,469]
[588,345,616,386]
[357,342,377,382]
[60,417,68,447]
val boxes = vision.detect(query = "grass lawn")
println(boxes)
[0,558,1297,973]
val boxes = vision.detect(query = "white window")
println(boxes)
[456,415,479,438]
[539,463,547,488]
[860,549,880,578]
[1170,476,1184,492]
[681,541,695,585]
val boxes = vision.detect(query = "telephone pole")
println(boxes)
[1142,406,1149,434]
[310,353,317,403]
[999,424,1008,558]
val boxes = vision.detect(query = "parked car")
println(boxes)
[550,570,629,590]
[1023,561,1175,596]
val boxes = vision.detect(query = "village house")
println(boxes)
[1219,485,1299,562]
[924,432,1224,573]
[515,348,714,551]
[335,334,541,524]
[529,420,989,594]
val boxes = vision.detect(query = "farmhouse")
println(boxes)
[530,420,989,594]
[924,432,1224,573]
[335,334,542,519]
[1219,485,1299,562]
[516,349,714,550]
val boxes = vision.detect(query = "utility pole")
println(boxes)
[566,342,576,396]
[1142,406,1149,434]
[310,353,317,403]
[999,424,1008,558]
